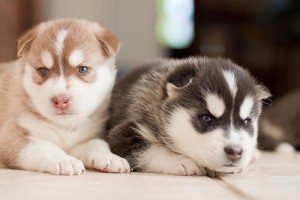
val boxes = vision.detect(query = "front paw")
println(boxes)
[168,156,203,176]
[43,155,85,176]
[89,153,130,173]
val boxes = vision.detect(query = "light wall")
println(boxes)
[41,0,165,67]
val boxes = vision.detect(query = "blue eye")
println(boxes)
[200,114,214,123]
[78,66,89,74]
[37,67,49,76]
[243,118,252,126]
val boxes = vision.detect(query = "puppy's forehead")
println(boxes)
[34,21,102,64]
[194,59,258,119]
[54,29,68,56]
[222,70,237,98]
[205,93,226,118]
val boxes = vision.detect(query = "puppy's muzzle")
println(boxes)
[224,145,243,161]
[51,96,70,110]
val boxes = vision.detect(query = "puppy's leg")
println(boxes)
[69,139,130,173]
[18,139,85,175]
[108,122,203,176]
[137,144,203,176]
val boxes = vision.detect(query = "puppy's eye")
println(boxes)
[37,67,49,76]
[243,118,252,126]
[78,66,89,74]
[200,114,214,123]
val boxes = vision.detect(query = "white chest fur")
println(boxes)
[16,112,104,152]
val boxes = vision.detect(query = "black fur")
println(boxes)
[106,57,269,172]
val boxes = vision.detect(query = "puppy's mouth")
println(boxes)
[55,111,77,116]
[222,164,236,167]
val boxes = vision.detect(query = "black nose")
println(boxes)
[224,146,243,161]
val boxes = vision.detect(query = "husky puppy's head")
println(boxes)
[17,19,119,125]
[164,57,270,173]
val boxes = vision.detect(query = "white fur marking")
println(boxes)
[223,70,237,97]
[239,96,254,119]
[136,123,158,143]
[18,138,85,175]
[52,76,67,95]
[55,29,68,55]
[41,51,53,68]
[22,58,116,127]
[69,49,84,67]
[138,144,201,175]
[69,139,130,173]
[166,108,256,173]
[205,93,226,118]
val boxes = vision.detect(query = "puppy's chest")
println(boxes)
[17,113,100,151]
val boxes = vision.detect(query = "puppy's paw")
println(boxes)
[169,157,203,176]
[89,153,130,173]
[44,156,85,176]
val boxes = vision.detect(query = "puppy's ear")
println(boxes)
[17,28,38,58]
[96,29,120,57]
[256,84,272,106]
[166,66,195,98]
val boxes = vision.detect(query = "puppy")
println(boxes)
[107,57,270,176]
[0,19,130,175]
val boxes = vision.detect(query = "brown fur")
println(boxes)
[0,19,120,168]
[0,61,30,167]
[19,19,119,84]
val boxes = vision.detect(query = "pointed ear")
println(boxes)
[96,28,120,57]
[17,28,38,58]
[256,84,272,106]
[256,84,271,100]
[166,67,195,97]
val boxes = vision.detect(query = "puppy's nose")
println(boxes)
[51,96,69,110]
[224,145,243,161]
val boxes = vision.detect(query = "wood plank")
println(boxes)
[221,152,300,200]
[0,169,239,200]
[0,153,299,200]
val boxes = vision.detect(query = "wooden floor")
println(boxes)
[0,152,299,200]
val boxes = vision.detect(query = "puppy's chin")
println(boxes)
[54,111,77,116]
[40,108,88,125]
[210,165,243,174]
[202,154,252,175]
[202,166,243,178]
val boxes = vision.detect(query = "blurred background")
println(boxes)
[0,0,299,100]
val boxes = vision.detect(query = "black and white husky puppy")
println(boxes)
[107,57,270,176]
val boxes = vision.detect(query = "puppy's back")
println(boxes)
[107,59,169,129]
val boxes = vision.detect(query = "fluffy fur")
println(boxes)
[107,57,270,176]
[0,19,129,175]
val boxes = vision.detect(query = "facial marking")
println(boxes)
[69,49,84,67]
[166,108,229,171]
[228,124,241,142]
[239,96,254,119]
[223,70,237,98]
[52,76,67,95]
[205,93,226,118]
[55,29,68,56]
[41,51,53,68]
